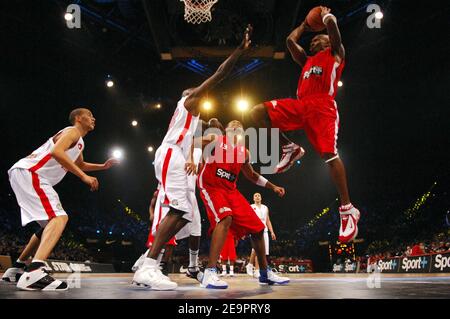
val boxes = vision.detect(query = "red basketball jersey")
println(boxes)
[198,136,246,191]
[297,47,345,99]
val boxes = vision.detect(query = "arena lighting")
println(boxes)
[112,149,124,160]
[64,13,73,21]
[155,103,161,109]
[237,99,249,111]
[375,11,384,19]
[147,146,154,152]
[131,120,138,127]
[202,100,212,110]
[106,80,114,88]
[337,81,343,87]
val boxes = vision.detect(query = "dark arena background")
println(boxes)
[1,0,450,310]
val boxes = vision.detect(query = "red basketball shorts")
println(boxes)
[199,187,265,239]
[264,94,340,156]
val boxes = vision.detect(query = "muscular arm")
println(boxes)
[76,152,119,172]
[241,151,284,196]
[322,7,345,62]
[184,25,252,114]
[286,22,308,67]
[51,128,88,179]
[266,210,276,239]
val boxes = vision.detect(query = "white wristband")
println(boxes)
[322,13,336,24]
[256,175,268,187]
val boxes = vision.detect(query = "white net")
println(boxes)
[180,0,218,24]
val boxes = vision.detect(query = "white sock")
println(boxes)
[222,265,227,272]
[143,249,150,257]
[31,259,45,264]
[247,263,254,268]
[230,265,234,272]
[17,258,26,264]
[189,249,199,268]
[143,257,157,268]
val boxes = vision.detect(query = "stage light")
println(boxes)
[106,80,114,88]
[147,146,154,152]
[131,120,138,127]
[237,99,249,111]
[156,103,161,109]
[375,11,383,19]
[96,230,100,234]
[112,149,124,160]
[64,13,73,21]
[337,81,343,87]
[202,100,212,110]
[296,160,301,164]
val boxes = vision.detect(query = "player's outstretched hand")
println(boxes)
[103,158,120,169]
[185,162,197,175]
[239,24,253,50]
[272,185,285,197]
[82,174,99,191]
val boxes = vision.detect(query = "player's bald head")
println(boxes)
[69,108,91,125]
[310,34,330,54]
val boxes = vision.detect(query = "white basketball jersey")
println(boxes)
[187,148,202,192]
[162,96,200,159]
[9,127,84,186]
[251,204,269,231]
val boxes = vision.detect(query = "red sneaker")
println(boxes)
[338,204,360,243]
[274,143,305,173]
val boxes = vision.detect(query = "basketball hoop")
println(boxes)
[180,0,218,24]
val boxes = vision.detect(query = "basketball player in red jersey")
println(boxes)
[196,120,290,288]
[250,7,360,243]
[3,108,119,291]
[132,26,253,290]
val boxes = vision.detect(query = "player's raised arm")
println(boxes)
[286,22,309,67]
[184,25,253,113]
[321,6,345,61]
[241,150,285,197]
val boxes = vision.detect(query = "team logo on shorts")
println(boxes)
[56,203,63,210]
[171,199,179,206]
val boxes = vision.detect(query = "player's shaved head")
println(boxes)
[69,108,91,125]
[208,118,225,133]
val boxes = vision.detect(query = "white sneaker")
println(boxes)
[200,268,228,289]
[338,204,360,243]
[131,254,146,272]
[16,268,68,291]
[253,269,260,278]
[2,267,24,283]
[274,143,305,173]
[267,269,290,285]
[229,270,234,277]
[132,266,177,290]
[220,270,227,277]
[245,263,254,277]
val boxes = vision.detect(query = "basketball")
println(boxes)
[306,6,325,32]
